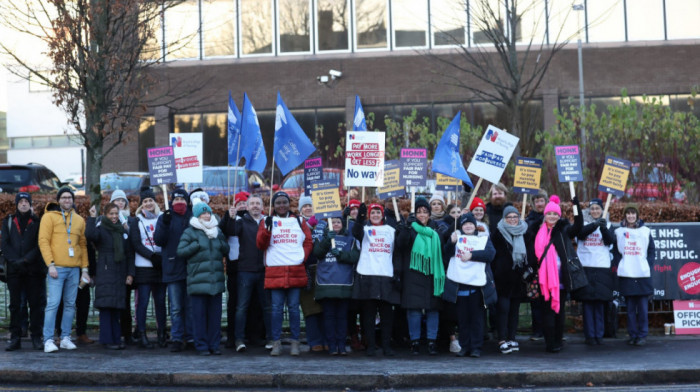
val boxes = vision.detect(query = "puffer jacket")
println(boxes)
[154,207,193,283]
[1,211,45,276]
[256,214,313,289]
[177,220,229,296]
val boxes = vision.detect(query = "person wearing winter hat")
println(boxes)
[189,188,210,207]
[396,197,445,356]
[129,186,167,348]
[2,192,46,351]
[429,193,446,221]
[442,213,495,357]
[109,190,131,228]
[467,197,490,237]
[256,191,313,356]
[575,198,614,346]
[614,205,655,347]
[154,187,194,352]
[108,189,136,345]
[525,189,549,227]
[491,205,528,354]
[525,194,582,353]
[177,201,229,355]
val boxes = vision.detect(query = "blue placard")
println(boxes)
[147,146,177,185]
[304,157,323,196]
[555,145,584,182]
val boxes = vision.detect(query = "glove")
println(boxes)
[327,230,337,240]
[330,247,341,257]
[265,216,273,231]
[597,218,607,228]
[406,213,417,225]
[358,203,367,221]
[572,196,580,206]
[150,253,163,269]
[343,206,351,219]
[308,216,318,227]
[162,210,172,225]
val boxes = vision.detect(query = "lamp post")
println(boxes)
[573,3,586,200]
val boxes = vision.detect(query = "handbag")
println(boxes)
[560,233,589,291]
[526,238,555,300]
[0,252,7,283]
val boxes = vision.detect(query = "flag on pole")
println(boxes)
[227,92,242,165]
[353,95,367,131]
[240,93,267,174]
[273,92,316,176]
[432,111,474,188]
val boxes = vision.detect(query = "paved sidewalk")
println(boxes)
[0,334,699,389]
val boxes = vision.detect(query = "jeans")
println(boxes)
[583,300,605,339]
[99,308,121,345]
[7,273,45,339]
[626,295,649,339]
[136,282,167,333]
[190,293,223,352]
[167,280,193,342]
[43,267,79,342]
[234,271,271,342]
[270,288,301,341]
[406,309,439,341]
[321,298,349,352]
[497,296,521,341]
[457,291,484,352]
[56,281,90,337]
[304,313,325,347]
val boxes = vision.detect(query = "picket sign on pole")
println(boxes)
[227,166,231,207]
[411,189,415,213]
[269,155,275,215]
[521,194,527,220]
[392,197,400,221]
[569,181,578,216]
[603,193,613,219]
[327,218,336,248]
[231,136,243,208]
[161,185,169,211]
[361,187,365,203]
[466,178,484,212]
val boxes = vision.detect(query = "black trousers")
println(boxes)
[539,290,566,350]
[457,291,485,352]
[121,286,133,340]
[225,269,237,339]
[361,300,394,350]
[497,296,521,342]
[56,284,91,336]
[7,273,46,339]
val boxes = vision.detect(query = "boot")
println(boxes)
[290,340,300,356]
[269,340,282,356]
[32,336,44,350]
[5,337,20,351]
[382,342,395,357]
[157,330,168,348]
[170,341,183,352]
[428,340,438,356]
[411,340,420,355]
[139,332,154,349]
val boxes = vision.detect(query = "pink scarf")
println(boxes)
[535,223,560,313]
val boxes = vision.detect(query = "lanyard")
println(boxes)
[62,210,73,245]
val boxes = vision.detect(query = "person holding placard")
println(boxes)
[313,216,360,356]
[613,205,655,347]
[256,192,313,356]
[396,198,446,356]
[525,195,582,353]
[574,198,615,346]
[468,197,490,238]
[492,206,528,354]
[442,213,495,358]
[343,199,361,233]
[298,195,326,353]
[351,203,400,357]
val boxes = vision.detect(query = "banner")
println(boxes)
[227,92,242,165]
[435,173,462,192]
[344,131,385,187]
[512,157,542,194]
[598,156,631,197]
[673,300,700,334]
[304,157,323,196]
[274,93,316,176]
[555,145,584,182]
[169,133,203,183]
[240,93,267,174]
[432,112,473,188]
[467,125,519,184]
[353,95,367,131]
[311,179,342,220]
[400,148,427,187]
[147,146,177,185]
[376,160,405,199]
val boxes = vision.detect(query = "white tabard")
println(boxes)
[265,216,306,267]
[615,225,651,278]
[577,225,612,268]
[356,225,395,277]
[446,235,488,286]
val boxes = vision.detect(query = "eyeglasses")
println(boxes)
[505,215,519,220]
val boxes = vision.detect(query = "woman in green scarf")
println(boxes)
[396,197,445,356]
[86,202,135,350]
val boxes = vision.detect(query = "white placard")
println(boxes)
[467,125,519,184]
[344,131,385,187]
[169,133,203,183]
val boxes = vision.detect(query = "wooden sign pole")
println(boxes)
[161,185,169,211]
[603,193,613,219]
[465,178,484,212]
[521,194,527,220]
[569,181,578,216]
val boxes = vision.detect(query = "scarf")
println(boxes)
[189,216,219,239]
[430,210,445,221]
[410,222,445,297]
[535,223,560,313]
[17,210,31,232]
[142,209,157,220]
[172,203,187,215]
[497,219,528,270]
[101,216,126,264]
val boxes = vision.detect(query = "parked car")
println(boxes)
[186,166,269,197]
[0,163,66,193]
[101,172,162,197]
[626,163,686,203]
[275,168,346,199]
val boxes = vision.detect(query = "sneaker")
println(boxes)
[44,340,59,353]
[290,340,300,356]
[449,340,462,353]
[265,340,274,350]
[59,337,77,350]
[529,333,543,341]
[508,340,519,352]
[469,349,481,358]
[634,338,647,346]
[498,341,512,354]
[270,340,282,356]
[628,338,637,345]
[235,340,247,353]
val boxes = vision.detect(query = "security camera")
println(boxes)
[329,69,342,78]
[317,75,329,83]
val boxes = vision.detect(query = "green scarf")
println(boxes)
[101,216,126,264]
[410,222,445,297]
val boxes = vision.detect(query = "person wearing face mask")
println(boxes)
[2,192,46,351]
[574,198,615,346]
[442,213,496,358]
[352,202,400,357]
[108,190,136,345]
[525,195,582,353]
[154,187,194,352]
[614,205,655,347]
[396,197,446,356]
[177,202,229,356]
[256,192,313,357]
[128,187,166,348]
[86,203,135,350]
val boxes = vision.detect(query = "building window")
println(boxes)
[392,0,428,48]
[470,0,505,45]
[626,0,663,41]
[202,113,228,165]
[202,0,237,57]
[514,0,547,45]
[173,113,202,133]
[138,117,156,171]
[241,0,275,55]
[141,5,164,61]
[317,0,350,51]
[665,0,700,40]
[355,0,388,50]
[278,0,312,53]
[546,0,579,44]
[165,0,201,60]
[431,0,466,46]
[586,0,624,43]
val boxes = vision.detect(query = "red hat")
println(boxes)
[348,199,361,209]
[470,197,486,211]
[234,191,250,205]
[368,203,384,215]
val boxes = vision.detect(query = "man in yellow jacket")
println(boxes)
[39,187,89,353]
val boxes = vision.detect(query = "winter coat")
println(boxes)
[574,220,615,302]
[256,214,313,290]
[441,233,496,304]
[1,211,45,276]
[486,202,512,235]
[223,212,266,273]
[38,202,88,269]
[490,228,527,298]
[312,227,359,300]
[395,219,445,311]
[351,218,401,304]
[614,220,655,297]
[154,208,192,283]
[85,217,135,310]
[525,210,543,228]
[177,223,229,296]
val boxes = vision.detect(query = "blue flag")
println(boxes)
[353,95,367,131]
[240,93,267,174]
[227,92,242,165]
[274,92,316,176]
[432,112,474,188]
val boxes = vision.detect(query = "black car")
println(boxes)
[0,163,66,193]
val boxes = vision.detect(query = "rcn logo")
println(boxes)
[458,237,467,243]
[624,231,630,238]
[367,228,376,236]
[484,129,499,142]
[349,134,355,140]
[171,136,182,147]
[274,220,283,227]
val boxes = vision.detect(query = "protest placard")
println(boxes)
[555,145,584,182]
[377,160,405,199]
[673,300,700,334]
[400,148,427,187]
[345,131,385,187]
[598,155,631,217]
[435,173,463,192]
[311,179,342,220]
[169,133,203,183]
[147,146,177,185]
[304,157,323,196]
[513,157,542,218]
[466,125,519,209]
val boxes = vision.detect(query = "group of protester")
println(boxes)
[1,182,655,357]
